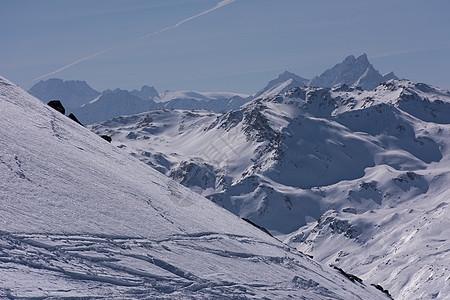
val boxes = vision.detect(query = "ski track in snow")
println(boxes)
[0,230,352,299]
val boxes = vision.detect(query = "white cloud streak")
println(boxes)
[140,0,236,39]
[33,47,116,81]
[33,0,236,81]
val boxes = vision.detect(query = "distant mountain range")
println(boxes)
[29,80,251,124]
[29,53,397,124]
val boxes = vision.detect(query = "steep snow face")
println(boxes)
[72,88,159,124]
[255,71,310,99]
[0,75,387,299]
[91,80,450,299]
[28,78,100,111]
[309,54,395,90]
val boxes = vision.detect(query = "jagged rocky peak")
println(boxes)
[356,53,369,64]
[257,54,398,97]
[131,85,159,100]
[309,53,394,90]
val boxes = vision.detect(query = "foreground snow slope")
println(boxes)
[0,76,386,299]
[91,80,450,299]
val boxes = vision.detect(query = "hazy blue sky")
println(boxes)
[2,0,450,94]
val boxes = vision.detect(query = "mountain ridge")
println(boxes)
[28,54,398,124]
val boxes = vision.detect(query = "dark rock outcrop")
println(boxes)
[101,135,112,143]
[68,113,83,126]
[47,100,65,114]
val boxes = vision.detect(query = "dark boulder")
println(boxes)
[68,113,83,126]
[47,100,65,114]
[101,135,112,143]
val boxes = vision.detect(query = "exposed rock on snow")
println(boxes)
[47,99,65,114]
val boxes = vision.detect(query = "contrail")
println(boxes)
[140,0,236,39]
[33,0,237,81]
[33,47,116,82]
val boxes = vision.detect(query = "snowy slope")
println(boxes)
[0,76,388,299]
[91,80,450,299]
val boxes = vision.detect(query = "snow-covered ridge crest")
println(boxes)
[0,75,387,299]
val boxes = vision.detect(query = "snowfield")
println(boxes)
[91,80,450,299]
[0,76,388,298]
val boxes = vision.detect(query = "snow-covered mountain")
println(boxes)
[28,78,100,111]
[1,75,391,298]
[255,71,310,99]
[29,79,251,124]
[255,54,398,100]
[91,79,450,299]
[309,53,398,90]
[72,88,159,124]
